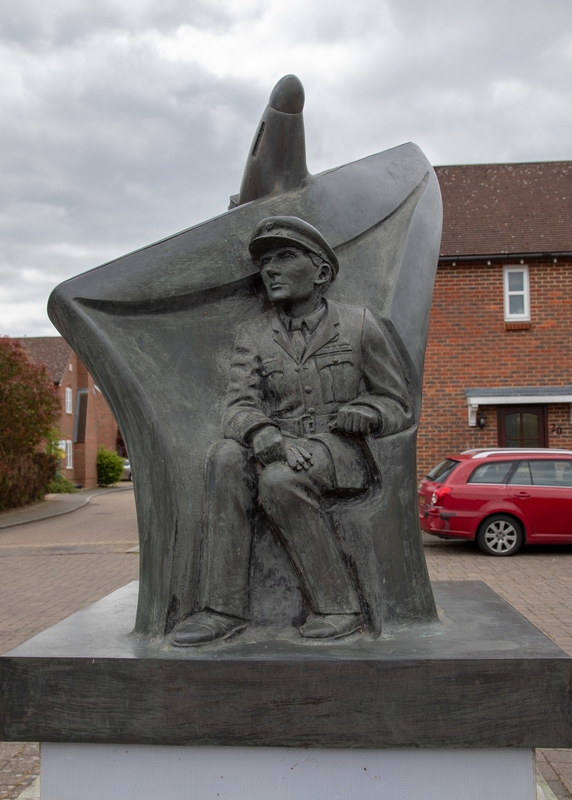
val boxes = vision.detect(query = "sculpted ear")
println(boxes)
[314,262,332,286]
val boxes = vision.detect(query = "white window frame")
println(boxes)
[503,265,530,321]
[65,386,73,414]
[65,440,73,470]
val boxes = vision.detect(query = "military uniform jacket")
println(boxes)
[222,300,413,485]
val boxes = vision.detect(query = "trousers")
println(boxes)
[200,437,365,619]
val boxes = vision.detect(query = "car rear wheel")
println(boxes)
[477,515,524,556]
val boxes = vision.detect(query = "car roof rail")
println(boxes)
[462,448,572,459]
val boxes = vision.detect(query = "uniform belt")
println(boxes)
[276,413,337,437]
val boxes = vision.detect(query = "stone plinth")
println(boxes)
[1,580,571,749]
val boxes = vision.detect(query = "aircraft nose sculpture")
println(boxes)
[48,75,442,642]
[234,73,309,207]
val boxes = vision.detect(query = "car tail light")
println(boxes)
[431,486,452,507]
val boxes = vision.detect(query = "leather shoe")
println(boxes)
[173,611,247,646]
[300,613,362,640]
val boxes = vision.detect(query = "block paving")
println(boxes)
[0,488,139,799]
[1,489,572,798]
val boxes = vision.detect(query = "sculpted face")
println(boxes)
[259,245,324,306]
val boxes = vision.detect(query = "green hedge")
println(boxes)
[97,447,125,487]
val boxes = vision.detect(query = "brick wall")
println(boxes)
[418,258,572,478]
[73,377,119,489]
[56,352,79,481]
[55,354,119,488]
[94,389,119,453]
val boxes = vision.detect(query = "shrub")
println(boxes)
[0,338,60,457]
[44,431,77,493]
[48,472,79,494]
[97,447,124,486]
[0,338,60,510]
[0,453,58,511]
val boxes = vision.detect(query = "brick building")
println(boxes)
[17,338,122,488]
[418,161,572,478]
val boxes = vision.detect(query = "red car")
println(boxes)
[418,448,572,556]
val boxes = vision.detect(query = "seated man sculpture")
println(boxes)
[174,216,413,646]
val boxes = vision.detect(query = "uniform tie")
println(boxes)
[290,318,307,361]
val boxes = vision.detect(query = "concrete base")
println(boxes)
[40,744,536,800]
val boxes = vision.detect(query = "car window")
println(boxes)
[426,459,459,482]
[508,462,533,485]
[468,461,514,484]
[529,460,572,487]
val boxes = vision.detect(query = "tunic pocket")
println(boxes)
[260,357,285,401]
[316,348,356,403]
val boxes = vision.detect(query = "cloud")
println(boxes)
[0,0,571,335]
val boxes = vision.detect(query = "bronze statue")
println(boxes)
[48,76,441,642]
[174,217,413,644]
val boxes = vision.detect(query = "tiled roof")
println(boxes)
[436,161,572,258]
[16,337,72,384]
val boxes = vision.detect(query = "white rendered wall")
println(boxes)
[41,743,535,800]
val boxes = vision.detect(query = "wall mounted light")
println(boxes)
[477,413,487,430]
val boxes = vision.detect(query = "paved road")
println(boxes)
[1,491,572,798]
[0,487,139,800]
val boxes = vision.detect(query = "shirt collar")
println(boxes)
[278,300,327,333]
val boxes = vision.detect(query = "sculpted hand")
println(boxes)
[251,426,286,465]
[334,404,381,436]
[285,444,314,471]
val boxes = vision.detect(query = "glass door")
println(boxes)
[498,405,547,448]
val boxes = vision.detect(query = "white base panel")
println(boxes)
[41,743,535,800]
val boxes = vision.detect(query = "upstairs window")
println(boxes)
[65,387,73,414]
[503,266,530,321]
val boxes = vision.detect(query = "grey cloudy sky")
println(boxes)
[1,0,571,336]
